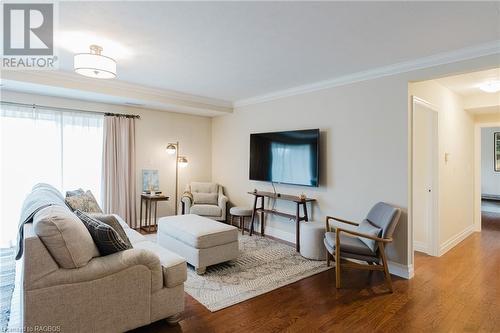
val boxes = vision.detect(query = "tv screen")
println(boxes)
[249,129,319,187]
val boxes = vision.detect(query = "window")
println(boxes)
[0,104,104,247]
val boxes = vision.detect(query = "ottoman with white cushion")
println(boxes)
[299,221,326,260]
[158,214,239,274]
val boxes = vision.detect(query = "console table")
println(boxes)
[247,191,316,251]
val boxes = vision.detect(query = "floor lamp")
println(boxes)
[166,142,188,215]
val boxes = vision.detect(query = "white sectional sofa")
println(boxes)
[22,210,187,333]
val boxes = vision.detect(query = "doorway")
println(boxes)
[412,97,439,256]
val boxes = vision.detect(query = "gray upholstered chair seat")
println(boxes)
[324,232,375,256]
[190,204,222,217]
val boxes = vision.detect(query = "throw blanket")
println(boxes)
[15,183,68,260]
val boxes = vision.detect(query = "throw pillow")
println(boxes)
[193,192,218,205]
[75,210,132,256]
[356,219,382,252]
[65,190,103,213]
[90,214,133,248]
[65,188,84,197]
[33,206,100,268]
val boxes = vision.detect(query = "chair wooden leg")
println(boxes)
[379,242,393,293]
[335,232,341,288]
[326,249,330,267]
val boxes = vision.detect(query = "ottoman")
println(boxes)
[158,214,239,274]
[299,221,326,260]
[229,206,253,234]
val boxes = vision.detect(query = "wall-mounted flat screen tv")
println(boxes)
[249,129,319,187]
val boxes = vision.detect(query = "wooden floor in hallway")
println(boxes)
[133,211,500,333]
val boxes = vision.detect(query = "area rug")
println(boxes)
[182,234,331,312]
[0,247,16,331]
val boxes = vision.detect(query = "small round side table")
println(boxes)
[229,207,253,235]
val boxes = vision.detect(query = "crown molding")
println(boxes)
[2,70,233,115]
[234,40,500,108]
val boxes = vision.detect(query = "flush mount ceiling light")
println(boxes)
[74,45,116,79]
[479,81,500,93]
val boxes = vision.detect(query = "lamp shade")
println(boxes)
[74,45,116,79]
[178,156,188,168]
[166,144,177,155]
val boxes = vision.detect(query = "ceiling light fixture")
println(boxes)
[74,45,116,79]
[479,81,500,93]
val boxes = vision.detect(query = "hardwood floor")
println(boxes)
[133,213,500,333]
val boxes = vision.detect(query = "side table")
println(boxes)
[139,194,169,233]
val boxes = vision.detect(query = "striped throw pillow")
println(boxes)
[75,210,132,256]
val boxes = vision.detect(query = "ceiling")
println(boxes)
[2,1,500,114]
[436,68,500,113]
[436,68,500,97]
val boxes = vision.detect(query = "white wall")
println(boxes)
[409,81,475,252]
[481,127,500,196]
[1,91,213,226]
[213,76,410,266]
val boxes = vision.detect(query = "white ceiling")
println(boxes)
[53,1,500,102]
[436,68,500,97]
[2,1,500,114]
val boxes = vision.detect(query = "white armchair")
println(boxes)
[181,182,228,221]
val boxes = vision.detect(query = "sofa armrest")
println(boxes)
[181,192,192,214]
[28,248,163,292]
[218,187,228,220]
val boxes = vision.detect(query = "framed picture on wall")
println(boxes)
[495,132,500,172]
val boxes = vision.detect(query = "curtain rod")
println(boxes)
[0,101,140,119]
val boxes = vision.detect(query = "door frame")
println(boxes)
[411,96,440,257]
[474,121,500,232]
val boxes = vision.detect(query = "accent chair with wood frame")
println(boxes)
[324,202,401,292]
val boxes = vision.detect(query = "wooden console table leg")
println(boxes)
[139,198,143,230]
[250,195,258,236]
[303,202,309,222]
[260,197,265,236]
[295,203,300,252]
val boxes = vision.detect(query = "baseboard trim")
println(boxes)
[439,224,476,256]
[388,261,414,280]
[413,241,429,254]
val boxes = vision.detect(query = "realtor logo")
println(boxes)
[3,3,53,55]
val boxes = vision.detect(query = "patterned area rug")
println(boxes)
[0,248,16,331]
[183,234,331,312]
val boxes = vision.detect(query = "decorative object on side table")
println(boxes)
[142,169,159,193]
[139,193,169,232]
[166,142,189,214]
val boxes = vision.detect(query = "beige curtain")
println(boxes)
[102,116,136,227]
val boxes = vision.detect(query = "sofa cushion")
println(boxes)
[90,214,133,248]
[324,231,375,256]
[158,214,238,249]
[192,192,218,205]
[133,241,187,287]
[190,204,221,217]
[356,219,382,252]
[190,182,218,194]
[33,206,99,268]
[65,190,103,213]
[75,210,132,256]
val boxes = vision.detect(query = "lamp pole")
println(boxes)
[174,141,179,215]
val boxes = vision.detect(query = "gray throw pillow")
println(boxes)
[75,210,132,256]
[356,219,382,252]
[65,190,103,213]
[193,192,218,205]
[90,214,133,248]
[65,188,84,197]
